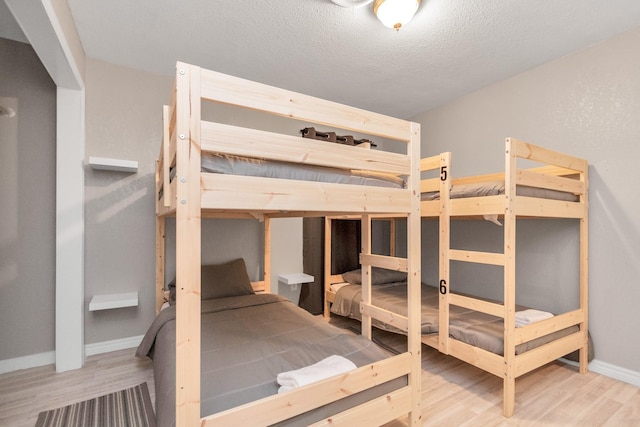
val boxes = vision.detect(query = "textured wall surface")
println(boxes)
[414,27,640,372]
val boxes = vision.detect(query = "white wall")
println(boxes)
[413,26,640,373]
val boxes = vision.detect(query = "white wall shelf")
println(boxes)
[88,156,138,173]
[89,292,138,311]
[278,273,314,291]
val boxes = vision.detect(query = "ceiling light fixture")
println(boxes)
[373,0,421,31]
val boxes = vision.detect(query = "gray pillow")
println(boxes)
[168,258,255,304]
[342,267,407,285]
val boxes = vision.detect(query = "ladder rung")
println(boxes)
[450,249,504,266]
[360,253,408,272]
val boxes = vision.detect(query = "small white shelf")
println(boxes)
[278,273,314,286]
[89,292,138,311]
[89,156,138,173]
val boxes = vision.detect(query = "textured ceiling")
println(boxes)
[31,1,640,117]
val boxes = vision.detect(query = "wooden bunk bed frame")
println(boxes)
[154,62,422,426]
[421,138,589,417]
[323,138,589,418]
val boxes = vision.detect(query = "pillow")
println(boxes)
[342,267,407,285]
[168,258,255,304]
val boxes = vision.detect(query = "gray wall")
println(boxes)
[413,26,640,372]
[0,38,56,359]
[83,59,170,343]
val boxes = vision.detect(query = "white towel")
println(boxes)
[515,309,554,327]
[277,355,356,393]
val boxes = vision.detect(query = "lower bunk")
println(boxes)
[325,270,591,416]
[138,263,412,427]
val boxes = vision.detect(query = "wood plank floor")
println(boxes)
[0,350,154,427]
[1,335,638,426]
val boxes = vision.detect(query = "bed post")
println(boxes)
[174,62,203,427]
[324,216,332,318]
[155,215,165,314]
[264,216,271,293]
[407,121,422,425]
[389,218,396,257]
[503,138,517,417]
[579,163,589,374]
[361,214,373,341]
[438,152,451,355]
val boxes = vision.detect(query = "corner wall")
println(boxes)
[413,26,640,374]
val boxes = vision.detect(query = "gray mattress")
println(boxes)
[136,293,405,427]
[421,181,579,201]
[171,152,404,188]
[330,282,577,355]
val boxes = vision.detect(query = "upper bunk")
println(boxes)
[155,62,421,220]
[419,138,588,220]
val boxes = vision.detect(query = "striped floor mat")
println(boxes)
[35,383,155,427]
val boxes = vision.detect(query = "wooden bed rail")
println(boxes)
[202,353,411,426]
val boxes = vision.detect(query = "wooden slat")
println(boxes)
[309,387,412,427]
[420,177,439,193]
[528,164,581,177]
[514,196,586,218]
[420,199,439,217]
[196,65,412,142]
[250,280,266,293]
[514,332,584,377]
[449,293,504,318]
[517,169,584,194]
[201,121,410,175]
[360,302,408,332]
[201,174,412,214]
[201,353,411,427]
[420,154,441,171]
[420,334,438,348]
[511,138,588,172]
[360,253,408,272]
[447,338,504,377]
[450,195,506,216]
[450,172,505,186]
[450,249,505,266]
[513,309,585,345]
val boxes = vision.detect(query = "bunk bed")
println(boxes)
[324,139,589,417]
[142,62,422,426]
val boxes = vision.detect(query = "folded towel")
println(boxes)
[515,309,554,327]
[277,355,356,393]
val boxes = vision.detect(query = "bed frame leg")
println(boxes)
[503,376,515,417]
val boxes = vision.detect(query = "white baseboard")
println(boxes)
[85,335,144,357]
[560,358,640,388]
[0,335,143,374]
[0,351,55,375]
